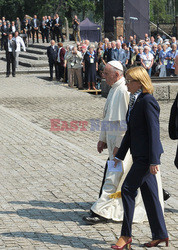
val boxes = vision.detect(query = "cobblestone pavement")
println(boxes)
[0,74,177,249]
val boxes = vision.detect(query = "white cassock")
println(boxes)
[91,77,164,222]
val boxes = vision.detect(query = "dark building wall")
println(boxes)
[124,0,150,41]
[104,0,123,33]
[104,0,150,41]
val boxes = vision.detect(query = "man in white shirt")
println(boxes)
[13,31,26,68]
[10,21,16,36]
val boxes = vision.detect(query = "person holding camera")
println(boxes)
[72,15,81,43]
[65,46,83,88]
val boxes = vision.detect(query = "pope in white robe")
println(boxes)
[84,61,164,224]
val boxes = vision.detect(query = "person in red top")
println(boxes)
[57,42,66,81]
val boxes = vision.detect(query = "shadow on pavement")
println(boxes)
[37,76,64,85]
[165,208,178,213]
[0,208,90,224]
[9,200,93,210]
[2,232,107,249]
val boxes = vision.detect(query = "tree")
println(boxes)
[61,0,96,20]
[0,0,103,22]
[150,0,175,23]
[0,0,25,20]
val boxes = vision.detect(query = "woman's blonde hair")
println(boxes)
[125,66,154,94]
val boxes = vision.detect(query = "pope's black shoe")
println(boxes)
[163,189,171,201]
[82,214,108,224]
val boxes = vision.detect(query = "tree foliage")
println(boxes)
[0,0,175,25]
[150,0,175,23]
[0,0,25,20]
[0,0,100,22]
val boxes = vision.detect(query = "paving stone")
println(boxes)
[0,74,177,249]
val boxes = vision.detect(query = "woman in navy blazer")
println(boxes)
[112,67,168,249]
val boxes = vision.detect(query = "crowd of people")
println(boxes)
[0,14,78,77]
[0,14,66,48]
[1,13,178,250]
[47,33,178,90]
[0,14,178,81]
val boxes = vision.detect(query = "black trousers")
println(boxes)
[99,159,109,197]
[49,29,53,41]
[32,29,39,43]
[49,62,58,79]
[46,29,49,43]
[41,28,49,43]
[121,156,168,240]
[54,27,64,42]
[56,63,64,80]
[6,52,16,76]
[175,146,178,168]
[166,68,176,77]
[1,35,7,50]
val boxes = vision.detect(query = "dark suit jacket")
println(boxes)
[46,19,53,30]
[116,93,164,165]
[47,45,58,63]
[9,26,16,34]
[52,18,62,29]
[22,19,31,29]
[169,93,178,140]
[103,48,112,62]
[4,39,17,58]
[1,26,9,36]
[169,93,178,168]
[31,19,40,29]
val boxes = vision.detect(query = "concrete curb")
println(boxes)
[101,79,178,100]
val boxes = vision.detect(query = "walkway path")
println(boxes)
[0,74,177,249]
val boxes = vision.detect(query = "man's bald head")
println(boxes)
[51,40,55,46]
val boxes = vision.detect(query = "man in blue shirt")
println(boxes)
[111,41,119,61]
[116,40,127,66]
[165,44,178,76]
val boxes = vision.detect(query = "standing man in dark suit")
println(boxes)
[53,14,64,42]
[47,40,58,81]
[10,21,16,36]
[31,15,40,43]
[112,66,168,249]
[5,33,17,77]
[1,21,9,50]
[46,16,53,41]
[40,16,47,43]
